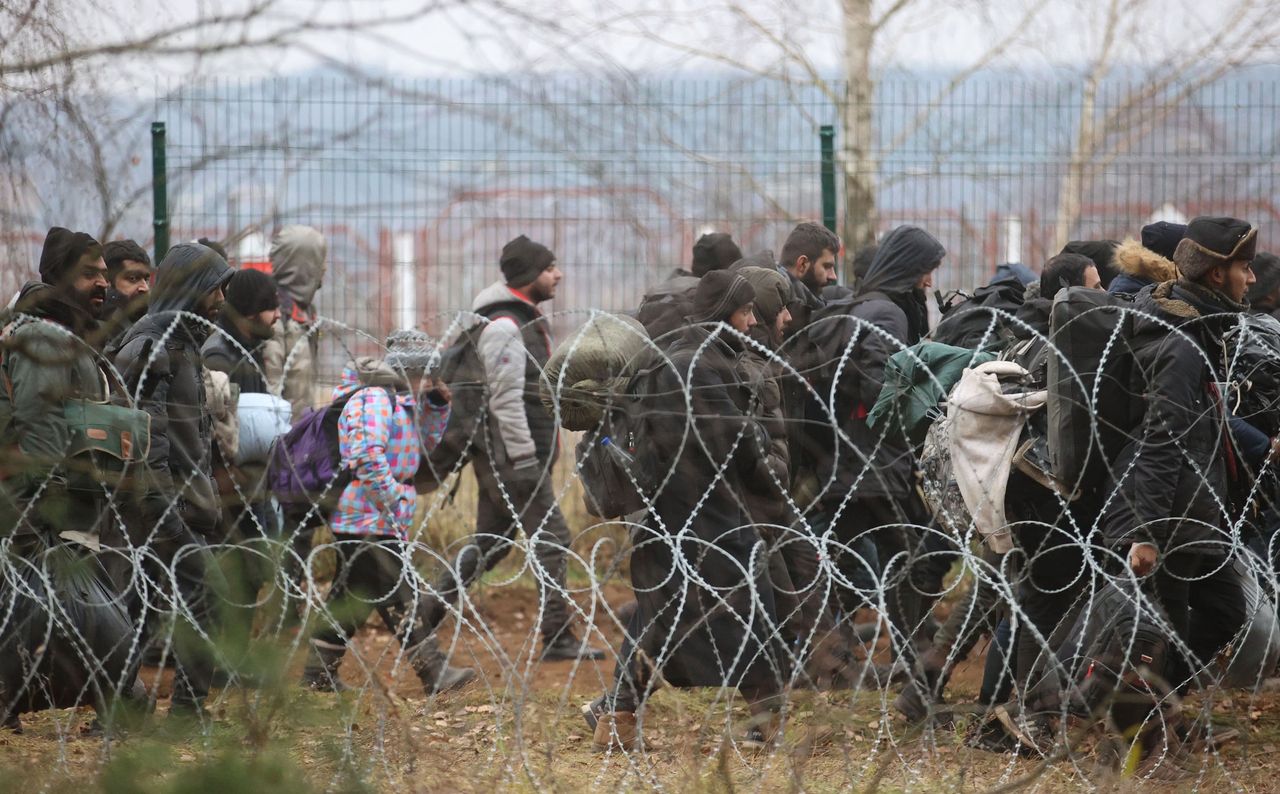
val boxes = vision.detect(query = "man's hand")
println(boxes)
[1128,542,1158,576]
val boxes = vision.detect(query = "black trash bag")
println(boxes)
[0,537,140,722]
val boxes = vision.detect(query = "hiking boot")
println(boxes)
[740,710,782,750]
[592,710,640,752]
[541,631,605,662]
[408,637,477,695]
[300,638,351,693]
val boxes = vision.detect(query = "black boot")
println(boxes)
[300,639,351,693]
[541,629,605,662]
[409,637,477,695]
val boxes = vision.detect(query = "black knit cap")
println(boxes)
[103,239,151,280]
[1140,221,1186,260]
[39,226,102,286]
[500,235,556,287]
[691,232,743,278]
[691,270,755,324]
[224,268,280,318]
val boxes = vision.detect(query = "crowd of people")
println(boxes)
[1,214,1278,777]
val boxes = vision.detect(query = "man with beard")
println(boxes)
[112,242,233,717]
[423,236,603,662]
[202,268,285,638]
[777,222,840,336]
[801,226,949,698]
[0,227,138,732]
[101,240,152,347]
[1103,217,1258,693]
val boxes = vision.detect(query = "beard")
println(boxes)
[801,268,827,294]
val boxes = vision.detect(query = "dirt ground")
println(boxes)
[4,578,1280,793]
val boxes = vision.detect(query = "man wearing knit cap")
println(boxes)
[423,235,603,663]
[1100,215,1259,726]
[586,267,787,751]
[691,232,743,278]
[0,229,142,732]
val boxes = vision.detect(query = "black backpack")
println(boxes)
[415,303,538,492]
[1045,287,1140,498]
[574,361,665,519]
[931,274,1026,352]
[636,274,699,344]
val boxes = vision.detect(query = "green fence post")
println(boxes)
[151,122,169,263]
[819,124,836,234]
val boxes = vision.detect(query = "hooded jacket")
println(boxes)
[202,314,269,396]
[797,226,945,507]
[263,225,326,419]
[0,282,109,491]
[1107,238,1178,296]
[1102,280,1241,554]
[472,281,556,472]
[112,243,233,537]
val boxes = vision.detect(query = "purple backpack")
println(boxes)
[267,387,393,514]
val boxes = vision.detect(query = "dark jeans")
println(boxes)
[426,459,574,641]
[109,491,220,706]
[313,535,434,652]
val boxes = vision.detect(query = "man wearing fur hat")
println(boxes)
[1108,222,1184,297]
[1101,216,1261,697]
[423,236,603,663]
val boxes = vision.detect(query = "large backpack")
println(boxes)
[575,359,665,519]
[1045,287,1140,498]
[931,274,1026,352]
[415,303,539,492]
[636,274,699,343]
[266,385,395,516]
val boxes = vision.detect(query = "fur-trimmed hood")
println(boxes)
[1113,238,1178,284]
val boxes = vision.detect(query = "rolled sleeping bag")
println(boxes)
[237,392,292,466]
[541,313,648,431]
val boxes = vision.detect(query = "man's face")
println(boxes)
[249,306,281,339]
[1083,266,1102,291]
[773,306,793,339]
[113,259,152,300]
[527,264,562,303]
[1218,259,1256,304]
[197,285,226,321]
[728,303,757,334]
[799,249,838,292]
[916,270,934,290]
[68,254,109,318]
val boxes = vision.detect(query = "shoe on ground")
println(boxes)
[428,664,477,694]
[541,632,605,662]
[300,670,352,693]
[592,710,640,752]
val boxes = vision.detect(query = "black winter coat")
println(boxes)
[201,320,269,396]
[1102,281,1241,554]
[112,243,232,537]
[628,326,785,694]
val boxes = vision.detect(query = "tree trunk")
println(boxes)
[840,0,877,278]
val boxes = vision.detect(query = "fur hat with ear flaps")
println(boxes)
[1174,216,1257,282]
